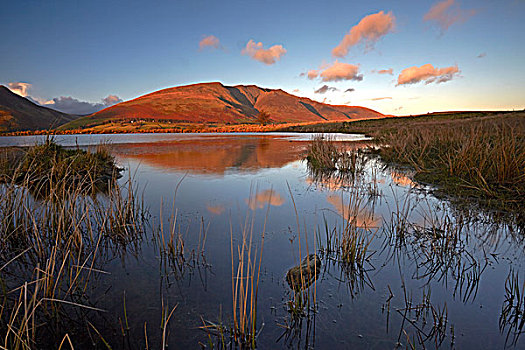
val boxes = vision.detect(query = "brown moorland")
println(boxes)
[59,82,384,130]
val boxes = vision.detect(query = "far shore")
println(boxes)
[1,110,519,137]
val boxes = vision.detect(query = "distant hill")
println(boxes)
[62,82,384,129]
[0,86,78,132]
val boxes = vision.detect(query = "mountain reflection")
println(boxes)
[111,136,307,174]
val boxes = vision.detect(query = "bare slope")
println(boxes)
[64,82,383,128]
[0,86,78,132]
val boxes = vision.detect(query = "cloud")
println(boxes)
[7,82,32,97]
[423,0,476,32]
[206,204,225,215]
[397,64,460,85]
[377,68,394,75]
[477,52,486,58]
[326,194,380,228]
[314,85,338,94]
[102,95,123,105]
[370,97,392,101]
[332,11,395,57]
[292,89,300,93]
[307,70,319,79]
[199,35,221,50]
[308,61,363,82]
[44,95,123,115]
[242,39,286,65]
[345,88,355,93]
[246,189,284,210]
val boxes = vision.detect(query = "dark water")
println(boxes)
[2,133,523,349]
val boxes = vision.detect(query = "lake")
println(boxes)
[0,133,523,349]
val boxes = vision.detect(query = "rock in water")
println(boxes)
[286,254,321,291]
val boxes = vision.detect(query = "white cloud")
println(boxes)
[7,82,32,97]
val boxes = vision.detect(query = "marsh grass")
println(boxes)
[155,202,211,287]
[201,189,268,349]
[306,134,367,176]
[0,139,121,197]
[0,141,148,348]
[275,186,319,349]
[378,115,525,213]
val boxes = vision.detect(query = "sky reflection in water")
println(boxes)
[4,133,522,349]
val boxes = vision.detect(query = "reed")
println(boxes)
[500,269,525,346]
[0,142,147,348]
[379,115,525,210]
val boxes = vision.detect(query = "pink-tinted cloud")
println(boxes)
[397,64,460,85]
[246,189,284,210]
[199,35,221,50]
[242,39,286,65]
[326,194,380,228]
[377,68,393,75]
[102,95,123,105]
[7,82,31,97]
[370,97,392,101]
[206,204,225,215]
[423,0,476,32]
[308,61,363,82]
[307,70,319,79]
[332,11,395,57]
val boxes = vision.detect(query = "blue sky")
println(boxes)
[1,0,524,115]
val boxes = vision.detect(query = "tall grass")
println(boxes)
[379,115,525,208]
[0,142,147,348]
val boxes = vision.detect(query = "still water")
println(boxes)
[2,133,523,349]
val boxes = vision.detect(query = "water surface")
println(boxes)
[1,133,523,349]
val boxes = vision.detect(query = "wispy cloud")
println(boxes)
[397,64,460,85]
[423,0,476,32]
[345,88,355,93]
[370,96,392,101]
[308,61,363,82]
[332,10,395,57]
[199,35,221,50]
[376,68,394,75]
[7,82,31,97]
[314,85,338,94]
[242,39,286,65]
[477,52,486,58]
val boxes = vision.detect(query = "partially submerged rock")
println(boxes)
[286,254,321,291]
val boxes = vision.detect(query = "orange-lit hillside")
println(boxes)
[62,82,384,129]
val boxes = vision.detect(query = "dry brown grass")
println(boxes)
[379,114,525,207]
[0,142,147,348]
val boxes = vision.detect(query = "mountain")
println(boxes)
[0,86,78,132]
[63,82,384,129]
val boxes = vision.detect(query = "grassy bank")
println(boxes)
[0,139,121,195]
[303,111,525,219]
